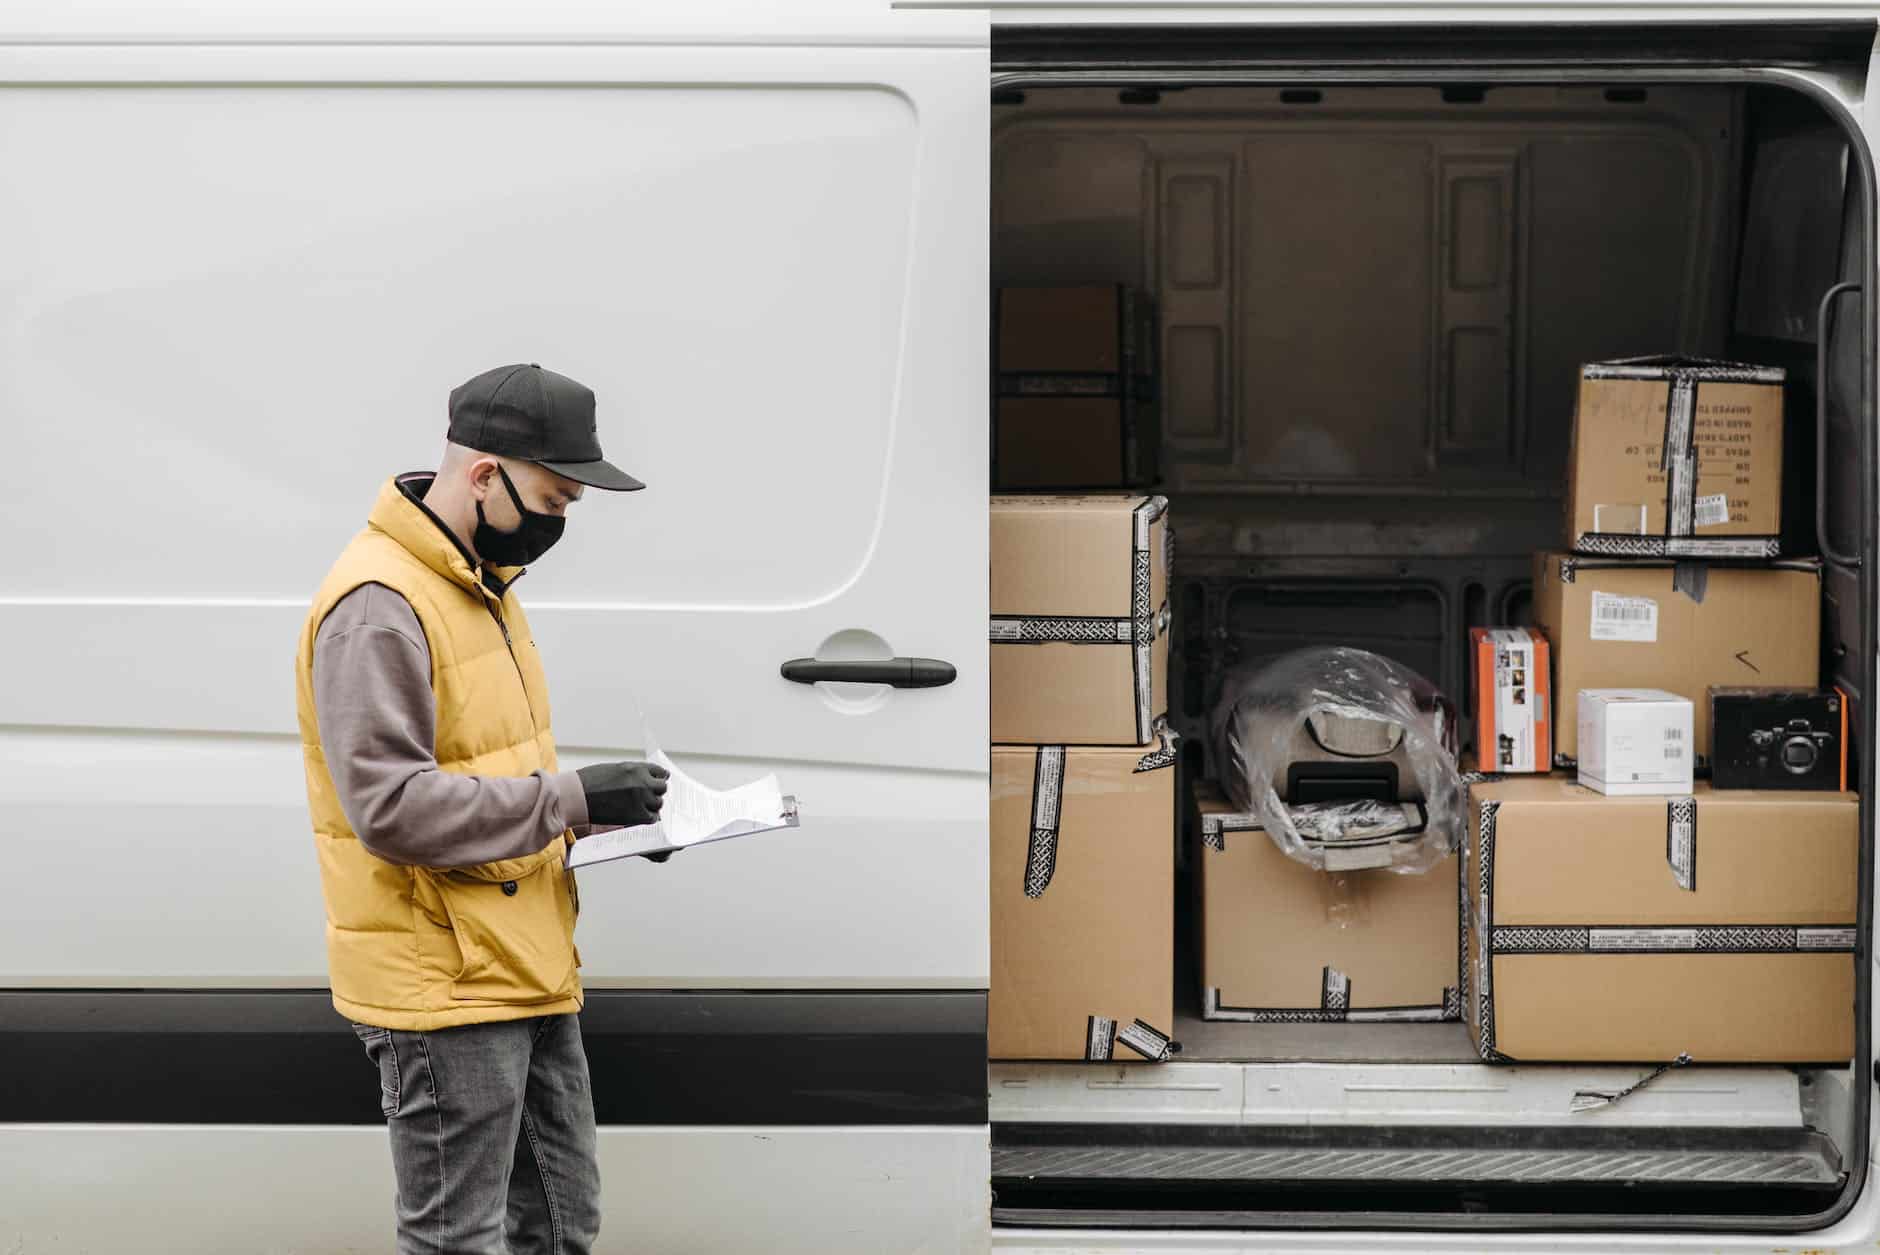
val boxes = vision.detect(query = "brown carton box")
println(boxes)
[1466,776,1856,1063]
[1533,552,1820,764]
[994,284,1157,490]
[1196,788,1463,1023]
[991,494,1170,745]
[990,736,1178,1061]
[1566,357,1785,557]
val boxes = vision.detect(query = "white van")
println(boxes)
[1,1,1876,1250]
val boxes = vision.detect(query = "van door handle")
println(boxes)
[780,658,957,688]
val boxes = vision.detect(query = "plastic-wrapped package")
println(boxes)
[1210,646,1463,873]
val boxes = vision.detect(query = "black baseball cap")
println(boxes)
[447,363,644,492]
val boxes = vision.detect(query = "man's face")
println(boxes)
[477,458,584,530]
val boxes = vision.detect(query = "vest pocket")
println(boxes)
[425,851,577,1004]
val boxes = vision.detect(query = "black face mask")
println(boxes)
[473,464,566,567]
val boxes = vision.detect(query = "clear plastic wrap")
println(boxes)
[1210,646,1463,874]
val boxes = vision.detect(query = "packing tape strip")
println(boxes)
[1130,497,1167,744]
[997,370,1123,398]
[1085,1015,1116,1061]
[1084,1015,1176,1062]
[1133,719,1180,773]
[1321,967,1351,1015]
[1022,746,1066,899]
[1476,799,1504,1060]
[1116,1019,1174,1062]
[1573,533,1781,559]
[1204,993,1454,1024]
[1491,924,1857,954]
[1662,374,1698,539]
[1666,796,1697,891]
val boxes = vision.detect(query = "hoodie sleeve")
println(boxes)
[310,582,590,868]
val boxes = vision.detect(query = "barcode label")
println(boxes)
[1665,727,1684,741]
[1665,746,1684,760]
[1590,591,1658,642]
[1693,493,1731,527]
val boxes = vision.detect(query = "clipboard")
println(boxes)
[567,795,801,870]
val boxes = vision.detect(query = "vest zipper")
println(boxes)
[480,577,581,920]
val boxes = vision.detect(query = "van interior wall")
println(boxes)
[992,82,1861,1080]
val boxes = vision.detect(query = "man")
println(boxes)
[293,363,672,1254]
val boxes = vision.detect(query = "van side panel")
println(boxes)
[0,49,988,992]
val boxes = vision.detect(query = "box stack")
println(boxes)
[989,494,1178,1063]
[1465,355,1854,1064]
[1466,779,1856,1063]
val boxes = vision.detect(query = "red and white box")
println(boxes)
[1470,627,1552,773]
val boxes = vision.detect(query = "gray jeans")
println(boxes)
[351,1014,601,1255]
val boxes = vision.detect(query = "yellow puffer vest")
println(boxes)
[295,475,581,1031]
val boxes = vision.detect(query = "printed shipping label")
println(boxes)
[1589,927,1697,952]
[1663,537,1778,558]
[1666,798,1696,891]
[1693,493,1731,527]
[1797,927,1858,951]
[1590,591,1658,643]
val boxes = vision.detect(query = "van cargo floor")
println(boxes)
[1171,1013,1478,1063]
[991,1124,1846,1223]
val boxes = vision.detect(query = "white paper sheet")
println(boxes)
[566,735,796,869]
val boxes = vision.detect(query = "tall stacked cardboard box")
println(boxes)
[989,494,1178,1062]
[1467,356,1854,1064]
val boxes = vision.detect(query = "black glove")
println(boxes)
[576,761,670,827]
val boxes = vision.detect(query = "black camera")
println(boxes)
[1710,688,1845,791]
[1748,717,1835,776]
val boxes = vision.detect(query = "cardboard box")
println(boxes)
[991,494,1171,745]
[1566,356,1785,557]
[994,284,1157,490]
[1576,689,1694,796]
[1532,553,1821,764]
[1196,789,1462,1023]
[1710,687,1849,791]
[1466,776,1856,1063]
[1469,627,1551,773]
[990,736,1178,1061]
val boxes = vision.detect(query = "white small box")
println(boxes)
[1577,689,1695,796]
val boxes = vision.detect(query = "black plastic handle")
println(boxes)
[1817,281,1863,570]
[780,657,957,689]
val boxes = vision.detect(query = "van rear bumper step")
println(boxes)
[992,1123,1845,1223]
[992,1119,1842,1209]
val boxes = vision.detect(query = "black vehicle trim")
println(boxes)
[0,988,989,1127]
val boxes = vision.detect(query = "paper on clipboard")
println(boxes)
[566,735,800,869]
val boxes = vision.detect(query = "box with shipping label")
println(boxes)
[1576,689,1694,796]
[1532,553,1820,764]
[1710,687,1849,792]
[1566,356,1785,557]
[1466,776,1856,1063]
[991,494,1171,745]
[990,733,1179,1062]
[1196,788,1462,1024]
[1469,627,1551,773]
[994,284,1157,490]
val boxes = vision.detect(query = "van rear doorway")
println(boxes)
[988,63,1874,1236]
